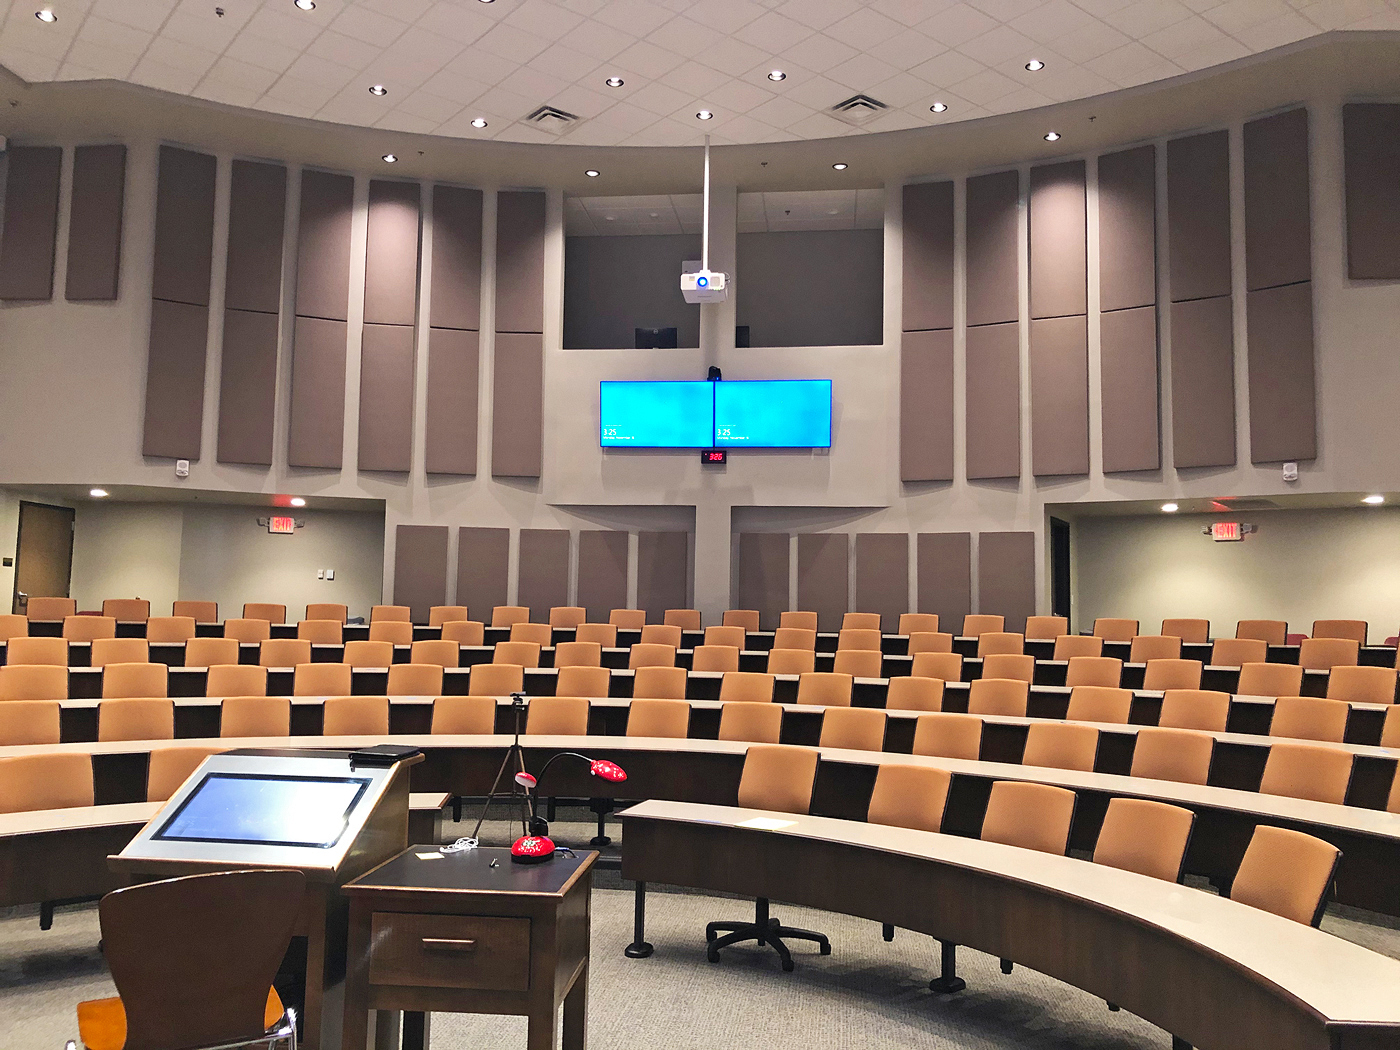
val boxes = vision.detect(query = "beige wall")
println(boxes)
[70,502,182,613]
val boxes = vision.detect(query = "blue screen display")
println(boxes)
[599,381,715,447]
[154,773,370,848]
[714,380,832,448]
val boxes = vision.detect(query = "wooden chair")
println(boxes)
[1129,635,1181,662]
[1258,743,1353,804]
[772,627,817,651]
[719,671,774,702]
[1022,722,1098,771]
[91,638,149,667]
[469,663,523,696]
[1161,618,1210,643]
[911,712,982,759]
[172,601,219,623]
[494,640,542,668]
[716,702,782,743]
[1130,727,1214,785]
[441,621,486,646]
[967,678,1028,716]
[818,708,885,751]
[1024,616,1067,641]
[1064,656,1123,688]
[885,676,944,712]
[832,649,882,677]
[1093,618,1139,642]
[431,696,497,734]
[206,664,267,698]
[410,639,460,668]
[1230,826,1340,925]
[1092,798,1194,882]
[1053,635,1102,660]
[779,611,818,631]
[428,605,468,627]
[766,648,816,675]
[98,698,175,742]
[794,671,853,707]
[220,696,290,737]
[633,665,687,699]
[977,632,1024,656]
[323,695,390,735]
[103,662,167,699]
[691,644,740,673]
[0,752,93,812]
[510,622,552,646]
[297,619,343,644]
[525,696,589,735]
[146,616,197,644]
[0,663,67,700]
[242,603,286,625]
[549,606,587,629]
[556,665,611,698]
[258,638,311,668]
[626,699,691,738]
[722,610,761,632]
[1158,689,1230,731]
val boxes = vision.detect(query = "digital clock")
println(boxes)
[701,449,727,465]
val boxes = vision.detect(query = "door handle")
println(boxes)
[421,938,477,953]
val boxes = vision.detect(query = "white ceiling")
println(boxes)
[566,187,883,234]
[1,0,1398,149]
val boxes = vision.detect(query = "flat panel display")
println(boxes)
[599,381,714,448]
[154,772,371,849]
[714,380,832,448]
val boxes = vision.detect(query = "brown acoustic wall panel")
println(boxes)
[1244,109,1311,292]
[517,529,570,622]
[796,533,849,633]
[393,525,449,623]
[142,299,209,459]
[978,532,1036,633]
[225,159,287,315]
[1170,296,1235,469]
[855,533,908,632]
[1099,305,1160,473]
[1344,104,1400,280]
[965,170,1020,327]
[217,308,279,466]
[965,321,1021,480]
[1247,282,1316,464]
[917,532,971,626]
[577,531,629,623]
[425,327,479,475]
[736,533,790,630]
[901,181,954,331]
[65,144,126,301]
[296,170,354,321]
[1030,314,1089,476]
[365,180,420,327]
[358,323,414,473]
[1167,131,1231,303]
[901,329,954,482]
[431,185,483,331]
[1098,145,1157,313]
[495,191,546,333]
[491,331,543,478]
[287,315,346,469]
[637,531,690,623]
[1029,161,1086,319]
[457,527,510,616]
[151,146,216,307]
[0,146,61,301]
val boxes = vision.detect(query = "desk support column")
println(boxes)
[928,939,966,994]
[625,881,653,958]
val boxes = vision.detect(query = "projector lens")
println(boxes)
[697,276,707,287]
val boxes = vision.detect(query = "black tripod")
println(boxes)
[463,692,533,846]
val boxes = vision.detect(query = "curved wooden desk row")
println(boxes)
[619,800,1400,1050]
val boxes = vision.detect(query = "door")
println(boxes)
[1050,517,1071,626]
[12,501,75,613]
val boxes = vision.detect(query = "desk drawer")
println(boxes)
[369,913,531,991]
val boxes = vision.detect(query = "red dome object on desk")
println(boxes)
[511,834,556,863]
[590,759,627,782]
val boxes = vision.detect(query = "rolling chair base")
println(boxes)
[705,898,830,973]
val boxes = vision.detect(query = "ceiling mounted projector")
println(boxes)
[681,136,729,304]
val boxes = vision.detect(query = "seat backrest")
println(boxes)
[961,614,1004,637]
[510,622,552,646]
[99,698,175,741]
[428,605,468,627]
[64,615,117,642]
[1065,685,1132,724]
[92,637,149,667]
[206,664,267,698]
[1129,635,1181,662]
[574,623,618,647]
[1141,658,1203,690]
[766,648,816,675]
[491,606,530,628]
[628,642,675,669]
[717,702,783,743]
[8,636,68,666]
[980,781,1076,854]
[1130,727,1214,785]
[719,671,774,702]
[1093,617,1139,642]
[431,696,497,734]
[885,676,944,712]
[1237,661,1304,697]
[469,663,524,696]
[911,651,963,682]
[1022,722,1099,771]
[1161,618,1210,644]
[626,698,691,738]
[242,603,286,625]
[898,613,939,636]
[967,677,1028,716]
[1312,619,1368,645]
[633,665,687,699]
[663,609,701,631]
[772,627,816,651]
[103,661,167,699]
[1237,619,1287,645]
[220,696,290,737]
[1092,798,1195,882]
[841,612,881,632]
[307,603,349,623]
[387,663,444,696]
[1158,689,1230,731]
[832,649,882,678]
[147,746,224,802]
[608,609,646,630]
[1053,634,1103,660]
[186,636,239,667]
[691,644,740,673]
[1064,656,1123,688]
[780,611,818,631]
[0,700,61,745]
[526,695,590,735]
[1230,825,1340,926]
[736,744,818,813]
[98,869,306,1050]
[981,653,1034,683]
[369,620,413,645]
[549,606,587,629]
[1382,706,1400,748]
[722,609,761,632]
[323,695,390,735]
[259,638,312,668]
[0,752,94,812]
[907,631,954,655]
[1327,665,1398,704]
[704,625,746,649]
[494,640,541,668]
[223,618,271,644]
[25,596,76,621]
[977,632,1024,656]
[1024,615,1067,641]
[639,624,683,647]
[0,613,28,641]
[1258,742,1353,804]
[911,712,982,759]
[554,640,602,668]
[794,671,853,707]
[410,639,460,668]
[1298,637,1360,671]
[441,620,486,646]
[102,598,151,622]
[146,616,197,644]
[0,663,67,701]
[866,765,952,833]
[556,665,611,698]
[818,707,886,751]
[297,619,344,644]
[370,605,411,623]
[1270,696,1349,743]
[1210,636,1268,667]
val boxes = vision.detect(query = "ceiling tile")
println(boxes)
[328,5,410,46]
[499,63,572,102]
[1171,33,1251,69]
[864,29,947,68]
[413,3,497,46]
[871,0,962,26]
[1142,15,1229,58]
[910,47,985,85]
[704,76,773,111]
[775,0,867,30]
[645,15,725,57]
[374,109,440,134]
[684,0,767,34]
[505,0,586,40]
[1050,17,1132,61]
[202,55,280,94]
[141,33,217,75]
[667,59,733,96]
[130,56,204,94]
[421,66,491,105]
[61,37,141,76]
[735,9,813,50]
[549,81,617,117]
[474,22,551,63]
[194,79,262,107]
[590,98,659,131]
[244,6,325,49]
[957,24,1039,65]
[869,70,937,107]
[613,38,684,78]
[825,6,906,49]
[98,0,178,34]
[620,77,692,114]
[780,71,851,107]
[1100,0,1196,36]
[779,31,859,71]
[264,74,341,111]
[826,52,901,92]
[306,29,382,69]
[916,4,1000,47]
[395,88,462,123]
[966,0,1049,19]
[76,13,152,54]
[1010,0,1101,41]
[951,65,1022,103]
[159,8,244,50]
[698,35,775,75]
[592,0,676,36]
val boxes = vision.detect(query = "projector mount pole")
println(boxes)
[702,134,711,273]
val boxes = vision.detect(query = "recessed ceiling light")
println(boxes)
[1161,502,1179,513]
[470,117,488,128]
[768,70,786,82]
[35,8,56,21]
[605,77,624,88]
[289,497,307,507]
[930,102,947,113]
[90,488,108,498]
[293,0,315,10]
[585,169,600,177]
[832,162,848,170]
[1363,494,1385,505]
[1044,131,1061,141]
[382,153,397,163]
[1025,59,1045,71]
[369,84,387,96]
[696,109,713,120]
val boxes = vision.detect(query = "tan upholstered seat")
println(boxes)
[907,632,954,654]
[717,701,783,743]
[243,603,286,625]
[626,698,691,738]
[220,696,290,737]
[1093,618,1139,642]
[1311,619,1368,645]
[146,617,196,644]
[297,619,343,644]
[633,665,687,699]
[293,663,352,697]
[1270,696,1349,743]
[866,765,951,832]
[629,643,675,669]
[977,632,1024,656]
[0,664,67,700]
[841,612,881,631]
[980,781,1076,854]
[832,649,882,677]
[185,637,239,667]
[387,663,444,695]
[103,662,167,699]
[1161,618,1210,644]
[7,637,69,666]
[1237,661,1304,697]
[526,696,589,735]
[967,678,1028,716]
[549,606,587,629]
[369,621,413,646]
[772,627,817,651]
[640,624,683,648]
[410,639,460,668]
[898,613,940,636]
[370,605,411,623]
[510,622,552,646]
[1092,798,1194,882]
[575,623,618,647]
[91,638,148,667]
[705,625,746,649]
[737,745,817,813]
[174,601,220,625]
[441,620,486,646]
[795,671,853,707]
[0,613,28,641]
[780,611,818,631]
[469,663,523,696]
[609,609,646,630]
[1065,685,1132,724]
[1053,635,1103,660]
[982,653,1034,683]
[491,606,530,628]
[102,599,150,622]
[556,665,611,698]
[64,616,117,642]
[723,610,761,632]
[98,698,174,741]
[1298,637,1359,671]
[1210,637,1267,668]
[911,712,982,759]
[1023,722,1098,771]
[494,640,541,668]
[1142,658,1203,690]
[1327,665,1397,704]
[1024,616,1067,641]
[554,641,602,668]
[1130,727,1214,785]
[663,609,701,632]
[1258,743,1352,804]
[206,664,267,697]
[1130,635,1181,662]
[0,701,62,745]
[431,696,496,734]
[818,707,885,751]
[692,645,740,673]
[885,676,944,712]
[307,603,349,623]
[25,596,76,621]
[429,605,468,627]
[147,746,224,802]
[223,618,271,644]
[323,695,390,735]
[259,638,311,668]
[1237,619,1287,646]
[1065,656,1122,688]
[961,614,1004,637]
[719,671,774,702]
[766,648,816,675]
[911,651,963,683]
[0,753,94,812]
[1230,825,1340,926]
[1158,689,1230,731]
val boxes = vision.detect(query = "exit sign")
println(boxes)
[267,515,296,535]
[1204,521,1256,541]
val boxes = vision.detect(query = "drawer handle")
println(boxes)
[422,938,477,953]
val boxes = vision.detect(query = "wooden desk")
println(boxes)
[342,846,594,1050]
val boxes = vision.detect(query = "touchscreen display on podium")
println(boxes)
[155,773,371,848]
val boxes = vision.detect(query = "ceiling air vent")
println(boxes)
[830,94,888,127]
[521,105,580,136]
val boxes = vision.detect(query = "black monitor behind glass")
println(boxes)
[635,327,678,349]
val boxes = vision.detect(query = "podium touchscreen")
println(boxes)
[154,772,371,849]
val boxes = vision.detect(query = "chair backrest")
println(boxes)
[25,596,76,621]
[977,632,1024,656]
[549,606,587,629]
[1024,615,1067,641]
[980,781,1076,854]
[704,625,746,649]
[1130,727,1214,785]
[7,636,69,666]
[510,622,552,646]
[1141,658,1203,690]
[1312,619,1367,645]
[491,606,530,628]
[206,664,267,698]
[1022,722,1099,771]
[1093,617,1139,641]
[1383,706,1400,749]
[1053,634,1103,660]
[1237,661,1304,697]
[98,869,306,1050]
[866,765,951,833]
[907,631,954,655]
[469,663,523,696]
[718,671,774,702]
[633,665,687,699]
[410,639,460,668]
[297,619,344,644]
[911,712,982,759]
[1210,636,1268,668]
[556,665,611,698]
[431,696,496,734]
[369,620,413,646]
[441,620,486,646]
[663,609,701,631]
[961,614,1004,637]
[967,677,1028,716]
[259,638,312,668]
[981,653,1034,683]
[0,664,67,700]
[818,707,886,751]
[885,676,944,712]
[722,609,761,632]
[736,744,818,813]
[387,663,444,696]
[99,698,175,741]
[223,618,271,644]
[838,612,879,632]
[1065,685,1132,724]
[575,623,618,647]
[220,696,290,737]
[911,651,963,682]
[1298,637,1360,671]
[772,627,816,651]
[794,671,853,707]
[64,615,117,642]
[307,603,349,623]
[0,752,94,812]
[323,695,390,735]
[627,698,692,738]
[639,624,683,647]
[526,696,590,735]
[780,611,818,631]
[1161,618,1210,644]
[1064,656,1123,688]
[1270,696,1349,743]
[609,609,646,630]
[0,700,61,745]
[148,746,224,802]
[898,613,939,636]
[1258,742,1353,804]
[185,636,239,667]
[102,598,151,622]
[1092,798,1195,882]
[554,640,602,668]
[1158,689,1230,731]
[1129,635,1181,662]
[494,640,541,668]
[92,637,149,667]
[629,642,675,669]
[0,613,27,641]
[832,649,882,677]
[691,644,740,673]
[146,616,197,644]
[1328,665,1397,704]
[370,605,411,624]
[1230,825,1340,926]
[428,605,468,627]
[242,603,286,625]
[103,661,167,699]
[717,703,783,743]
[1237,619,1287,645]
[766,648,816,675]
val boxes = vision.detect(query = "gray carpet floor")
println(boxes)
[4,806,1398,1050]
